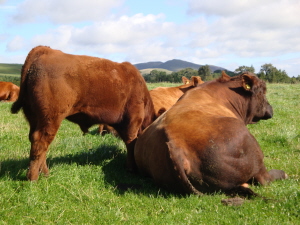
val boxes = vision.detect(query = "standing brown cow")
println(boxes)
[0,81,20,102]
[11,46,155,181]
[134,72,287,196]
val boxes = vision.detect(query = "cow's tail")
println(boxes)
[166,141,203,195]
[11,63,30,114]
[11,46,50,114]
[11,67,27,114]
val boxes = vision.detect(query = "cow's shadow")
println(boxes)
[0,143,122,180]
[0,140,166,196]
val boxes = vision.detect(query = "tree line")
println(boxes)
[143,64,300,83]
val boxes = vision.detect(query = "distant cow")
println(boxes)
[149,76,204,117]
[11,46,155,181]
[0,81,19,102]
[97,76,204,135]
[134,71,287,196]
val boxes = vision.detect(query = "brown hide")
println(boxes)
[0,81,19,102]
[97,76,204,135]
[149,76,204,117]
[11,46,155,181]
[134,72,287,195]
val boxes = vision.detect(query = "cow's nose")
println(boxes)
[264,104,273,119]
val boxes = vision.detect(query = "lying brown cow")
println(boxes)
[149,76,204,117]
[0,81,20,102]
[134,71,287,196]
[97,76,204,135]
[11,46,155,181]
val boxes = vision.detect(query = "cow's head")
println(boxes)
[240,72,273,124]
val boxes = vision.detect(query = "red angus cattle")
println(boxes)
[11,46,155,181]
[134,71,287,196]
[149,76,204,117]
[0,81,20,102]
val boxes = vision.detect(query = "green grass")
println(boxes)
[0,83,299,224]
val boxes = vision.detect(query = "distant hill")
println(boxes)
[134,59,227,72]
[0,63,22,75]
[139,68,173,75]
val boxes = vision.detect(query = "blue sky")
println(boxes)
[1,0,300,77]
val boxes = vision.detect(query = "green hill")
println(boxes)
[0,63,22,85]
[0,63,22,76]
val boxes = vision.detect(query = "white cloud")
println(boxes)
[188,0,275,16]
[25,13,179,61]
[12,0,124,24]
[30,25,74,52]
[185,0,300,59]
[2,0,300,76]
[6,35,25,51]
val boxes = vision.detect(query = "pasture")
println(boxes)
[0,82,299,224]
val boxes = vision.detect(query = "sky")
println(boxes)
[0,0,300,77]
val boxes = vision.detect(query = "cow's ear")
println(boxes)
[242,73,254,92]
[191,76,203,86]
[218,71,231,82]
[182,76,189,84]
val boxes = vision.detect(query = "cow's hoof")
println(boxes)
[269,169,288,180]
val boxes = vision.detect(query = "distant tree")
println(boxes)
[234,65,255,74]
[257,63,292,83]
[176,68,198,79]
[260,63,274,75]
[214,70,235,77]
[198,65,211,81]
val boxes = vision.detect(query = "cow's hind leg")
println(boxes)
[251,168,287,186]
[114,107,144,173]
[27,119,62,181]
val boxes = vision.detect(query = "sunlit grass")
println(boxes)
[0,83,299,224]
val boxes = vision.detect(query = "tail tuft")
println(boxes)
[11,100,22,114]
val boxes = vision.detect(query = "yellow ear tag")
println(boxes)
[245,84,251,90]
[186,81,190,84]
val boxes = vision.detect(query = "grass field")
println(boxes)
[0,83,299,224]
[0,63,22,86]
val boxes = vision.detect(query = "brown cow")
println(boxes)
[149,76,204,117]
[97,76,204,135]
[134,71,287,196]
[0,81,20,102]
[11,46,155,181]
